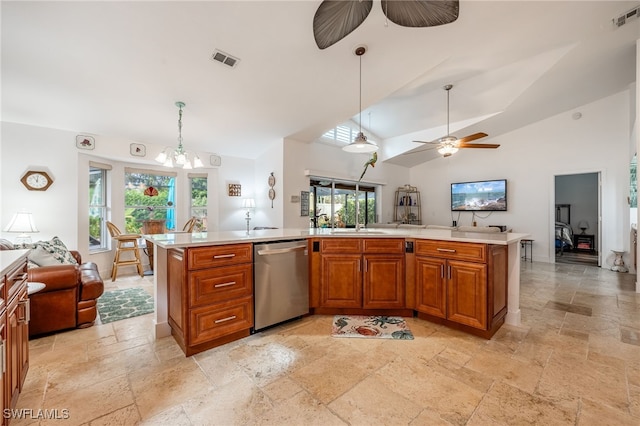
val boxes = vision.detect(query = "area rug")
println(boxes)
[331,315,414,340]
[97,287,154,324]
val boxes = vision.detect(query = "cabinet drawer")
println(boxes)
[321,238,362,254]
[187,244,252,269]
[363,238,404,254]
[415,240,486,263]
[189,264,252,306]
[189,296,253,345]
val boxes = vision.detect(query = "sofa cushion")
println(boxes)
[0,239,14,250]
[16,236,79,266]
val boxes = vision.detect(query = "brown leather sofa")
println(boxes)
[26,250,104,337]
[0,239,104,337]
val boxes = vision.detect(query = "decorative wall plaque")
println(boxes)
[228,183,241,196]
[300,190,309,216]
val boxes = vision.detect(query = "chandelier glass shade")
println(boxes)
[155,102,204,169]
[437,144,458,156]
[343,46,378,154]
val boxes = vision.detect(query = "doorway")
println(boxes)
[554,172,600,266]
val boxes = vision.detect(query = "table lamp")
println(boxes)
[578,220,589,234]
[242,198,255,233]
[4,210,39,243]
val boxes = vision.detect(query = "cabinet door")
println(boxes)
[320,254,362,308]
[447,260,487,329]
[0,313,6,426]
[415,257,446,318]
[6,298,19,409]
[17,291,29,389]
[363,254,405,309]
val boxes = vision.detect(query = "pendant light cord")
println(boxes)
[359,53,362,133]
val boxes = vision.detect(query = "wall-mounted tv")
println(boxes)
[451,179,507,211]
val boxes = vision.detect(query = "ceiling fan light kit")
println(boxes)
[412,84,499,157]
[343,45,378,154]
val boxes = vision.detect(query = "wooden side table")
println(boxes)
[573,234,595,252]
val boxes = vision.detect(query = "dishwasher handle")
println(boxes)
[257,245,307,256]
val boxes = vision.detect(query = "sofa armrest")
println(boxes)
[70,250,82,264]
[78,262,104,301]
[27,265,79,292]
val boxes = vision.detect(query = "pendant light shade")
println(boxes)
[343,45,378,153]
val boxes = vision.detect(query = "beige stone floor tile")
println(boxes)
[409,408,455,426]
[375,356,484,425]
[464,347,544,394]
[588,333,640,367]
[629,384,640,419]
[427,355,495,394]
[42,375,134,426]
[256,389,347,426]
[287,343,373,404]
[469,381,577,425]
[259,375,305,403]
[180,374,273,425]
[139,405,193,426]
[328,375,423,426]
[130,356,212,420]
[537,350,629,412]
[87,404,141,425]
[578,397,640,425]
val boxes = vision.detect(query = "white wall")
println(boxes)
[1,121,257,276]
[282,138,410,228]
[253,140,284,229]
[411,90,632,264]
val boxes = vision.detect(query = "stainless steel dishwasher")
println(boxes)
[253,239,309,331]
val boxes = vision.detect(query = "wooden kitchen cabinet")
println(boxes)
[310,238,408,315]
[0,251,29,419]
[414,240,506,338]
[167,243,253,356]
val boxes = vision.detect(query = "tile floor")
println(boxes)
[13,261,640,425]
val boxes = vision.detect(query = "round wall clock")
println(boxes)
[21,170,53,191]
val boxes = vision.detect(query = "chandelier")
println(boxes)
[155,101,204,169]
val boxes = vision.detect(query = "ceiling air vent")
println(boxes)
[613,5,639,27]
[210,49,239,68]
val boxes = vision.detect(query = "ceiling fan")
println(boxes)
[313,0,459,50]
[411,84,500,157]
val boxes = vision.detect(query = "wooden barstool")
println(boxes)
[182,216,198,232]
[106,221,144,281]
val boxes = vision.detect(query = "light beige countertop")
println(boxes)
[144,227,530,248]
[0,249,29,274]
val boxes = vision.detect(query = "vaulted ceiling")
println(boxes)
[2,1,638,167]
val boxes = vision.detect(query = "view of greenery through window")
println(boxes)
[310,180,376,228]
[125,172,176,233]
[89,167,107,250]
[190,177,208,230]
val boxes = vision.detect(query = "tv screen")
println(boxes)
[451,179,507,211]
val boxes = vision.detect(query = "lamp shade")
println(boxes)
[342,132,379,153]
[242,198,256,209]
[4,211,39,243]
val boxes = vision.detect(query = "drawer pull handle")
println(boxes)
[437,248,456,253]
[214,281,236,288]
[214,254,236,259]
[215,315,237,324]
[13,273,27,282]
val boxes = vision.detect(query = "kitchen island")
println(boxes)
[145,228,529,351]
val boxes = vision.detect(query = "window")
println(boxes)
[89,165,108,250]
[124,169,177,233]
[189,175,208,231]
[310,179,376,228]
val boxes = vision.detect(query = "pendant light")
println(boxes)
[343,45,378,153]
[155,101,204,169]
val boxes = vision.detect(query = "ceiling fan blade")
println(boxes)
[313,0,373,50]
[458,143,501,149]
[457,132,488,144]
[381,0,459,28]
[412,139,441,144]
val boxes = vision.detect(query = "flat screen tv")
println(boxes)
[451,179,507,211]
